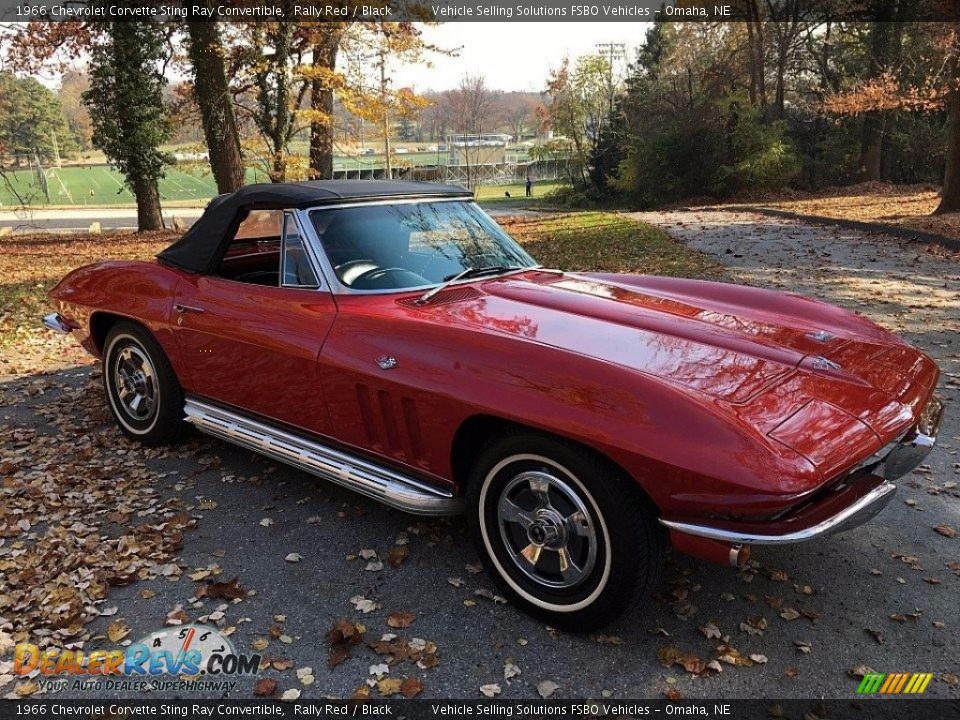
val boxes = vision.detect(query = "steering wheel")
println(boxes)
[351,267,429,290]
[336,259,380,286]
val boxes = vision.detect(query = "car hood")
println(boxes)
[415,271,938,469]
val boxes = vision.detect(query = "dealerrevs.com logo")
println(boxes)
[14,624,261,693]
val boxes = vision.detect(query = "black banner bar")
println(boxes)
[4,0,960,23]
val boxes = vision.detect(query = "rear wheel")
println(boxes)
[466,431,664,631]
[102,321,188,446]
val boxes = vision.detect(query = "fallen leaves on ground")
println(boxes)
[0,374,199,645]
[386,611,415,629]
[253,678,277,697]
[326,619,365,669]
[504,213,723,280]
[479,683,501,698]
[657,646,708,675]
[368,634,440,670]
[400,676,423,698]
[740,616,767,636]
[0,231,172,376]
[377,677,402,696]
[350,595,378,614]
[941,673,960,686]
[503,660,521,681]
[537,680,559,698]
[716,644,755,668]
[197,577,245,600]
[106,619,130,643]
[387,546,409,567]
[934,524,956,538]
[728,182,960,242]
[699,622,722,639]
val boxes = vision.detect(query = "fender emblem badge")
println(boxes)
[811,356,842,371]
[376,356,398,370]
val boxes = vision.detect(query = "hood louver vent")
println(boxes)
[398,287,482,307]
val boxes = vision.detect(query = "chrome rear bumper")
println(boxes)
[882,394,943,480]
[42,312,73,334]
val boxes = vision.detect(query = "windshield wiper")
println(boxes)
[416,265,519,305]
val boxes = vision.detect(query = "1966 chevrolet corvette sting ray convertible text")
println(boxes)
[43,181,944,628]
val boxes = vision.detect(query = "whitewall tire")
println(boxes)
[466,431,664,630]
[102,321,187,446]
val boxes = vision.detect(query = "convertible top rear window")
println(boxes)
[310,201,535,292]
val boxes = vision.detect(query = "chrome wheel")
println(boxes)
[497,470,598,589]
[112,345,157,423]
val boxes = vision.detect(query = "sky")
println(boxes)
[388,22,648,92]
[20,21,649,93]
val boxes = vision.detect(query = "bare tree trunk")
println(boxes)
[859,113,885,181]
[271,152,286,183]
[745,2,767,109]
[309,28,342,180]
[936,35,960,214]
[134,176,163,231]
[379,49,392,178]
[186,16,244,193]
[857,8,903,181]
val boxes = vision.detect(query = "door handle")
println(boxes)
[174,304,205,314]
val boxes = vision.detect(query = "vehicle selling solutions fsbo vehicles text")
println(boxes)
[428,4,730,18]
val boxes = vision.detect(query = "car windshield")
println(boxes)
[309,200,536,291]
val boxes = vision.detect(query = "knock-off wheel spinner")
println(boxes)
[497,470,598,589]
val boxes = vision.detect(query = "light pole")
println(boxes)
[595,42,626,118]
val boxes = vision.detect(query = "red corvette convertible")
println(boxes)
[44,181,943,628]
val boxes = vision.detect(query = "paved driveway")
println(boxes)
[2,210,957,701]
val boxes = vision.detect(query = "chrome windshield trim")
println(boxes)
[303,195,471,213]
[659,481,897,545]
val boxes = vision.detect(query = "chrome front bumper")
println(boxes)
[42,313,73,334]
[661,478,897,545]
[662,393,943,546]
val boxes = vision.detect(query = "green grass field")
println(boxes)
[0,165,295,207]
[0,165,561,209]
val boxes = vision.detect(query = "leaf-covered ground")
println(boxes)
[505,212,724,279]
[0,232,172,376]
[725,181,960,241]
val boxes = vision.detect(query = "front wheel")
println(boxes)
[102,321,188,446]
[466,432,664,631]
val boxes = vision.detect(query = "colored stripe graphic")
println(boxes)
[857,674,886,693]
[856,672,932,694]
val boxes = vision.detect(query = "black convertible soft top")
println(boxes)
[157,180,473,274]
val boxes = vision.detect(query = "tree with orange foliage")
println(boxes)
[824,24,960,214]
